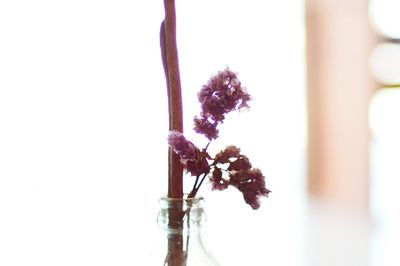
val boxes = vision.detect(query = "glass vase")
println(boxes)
[149,196,220,266]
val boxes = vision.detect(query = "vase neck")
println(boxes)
[157,196,206,232]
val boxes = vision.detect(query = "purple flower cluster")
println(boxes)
[210,146,270,210]
[194,68,251,140]
[230,169,270,210]
[168,131,210,177]
[168,69,270,209]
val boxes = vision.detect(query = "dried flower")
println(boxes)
[210,146,269,209]
[214,145,241,164]
[228,155,252,171]
[168,130,196,160]
[194,68,251,140]
[168,131,210,177]
[193,116,219,140]
[209,167,229,191]
[185,149,210,177]
[230,169,271,210]
[168,68,270,210]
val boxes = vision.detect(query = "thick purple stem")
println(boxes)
[161,0,184,199]
[161,1,185,265]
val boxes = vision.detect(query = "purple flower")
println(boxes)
[194,68,251,140]
[211,146,270,209]
[185,149,210,177]
[214,145,241,164]
[230,169,270,210]
[168,131,210,177]
[227,155,252,171]
[193,116,219,140]
[209,167,229,191]
[168,130,196,160]
[167,67,270,209]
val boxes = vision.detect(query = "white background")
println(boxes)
[0,1,306,265]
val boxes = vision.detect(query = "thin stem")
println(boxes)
[204,140,212,151]
[187,140,213,198]
[195,174,208,194]
[190,175,200,195]
[188,172,208,198]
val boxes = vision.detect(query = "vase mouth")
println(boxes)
[159,195,205,209]
[158,195,207,230]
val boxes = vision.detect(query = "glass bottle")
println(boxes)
[149,196,220,266]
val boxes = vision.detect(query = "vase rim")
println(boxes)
[159,195,204,201]
[159,195,205,208]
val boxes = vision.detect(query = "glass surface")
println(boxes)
[148,197,219,266]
